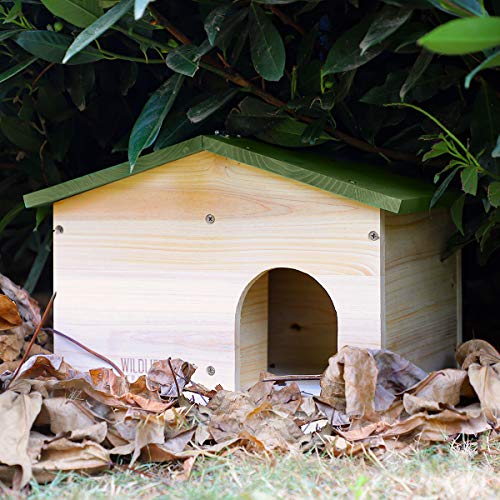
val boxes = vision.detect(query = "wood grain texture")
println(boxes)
[383,210,459,371]
[238,272,268,389]
[268,268,337,375]
[25,136,448,214]
[53,151,383,389]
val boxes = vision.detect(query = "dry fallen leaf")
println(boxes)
[146,359,197,397]
[320,346,378,419]
[0,333,23,362]
[468,363,500,423]
[0,295,22,331]
[0,390,42,489]
[0,274,40,325]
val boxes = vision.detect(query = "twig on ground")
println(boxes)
[4,292,56,390]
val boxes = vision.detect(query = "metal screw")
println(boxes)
[206,365,215,376]
[368,230,379,241]
[54,225,64,234]
[205,214,215,224]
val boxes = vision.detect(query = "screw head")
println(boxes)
[206,365,215,376]
[368,230,379,241]
[54,225,64,234]
[205,214,215,224]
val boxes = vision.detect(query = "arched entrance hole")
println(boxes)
[236,268,337,389]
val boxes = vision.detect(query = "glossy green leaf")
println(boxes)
[488,182,500,207]
[134,0,152,20]
[0,116,43,152]
[0,56,37,85]
[15,31,104,64]
[154,111,205,150]
[226,96,283,136]
[465,49,500,89]
[400,50,433,100]
[359,6,412,55]
[166,41,212,77]
[493,135,500,158]
[211,7,248,52]
[461,167,478,195]
[4,0,22,23]
[204,4,232,45]
[67,65,95,110]
[451,194,466,234]
[426,0,486,17]
[471,81,500,158]
[187,88,239,123]
[0,202,23,235]
[41,0,103,28]
[24,230,52,294]
[35,206,50,231]
[323,16,384,75]
[119,62,138,96]
[422,140,448,161]
[63,0,133,63]
[257,118,332,147]
[419,17,500,55]
[297,24,318,67]
[0,30,22,42]
[430,167,457,208]
[249,4,285,81]
[300,117,329,145]
[128,73,184,170]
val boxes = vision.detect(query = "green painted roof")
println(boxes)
[23,135,447,214]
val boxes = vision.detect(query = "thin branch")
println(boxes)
[48,328,126,378]
[167,356,181,397]
[150,7,421,165]
[32,62,54,87]
[268,6,305,35]
[149,5,191,45]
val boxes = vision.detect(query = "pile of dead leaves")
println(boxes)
[0,275,51,374]
[0,279,499,490]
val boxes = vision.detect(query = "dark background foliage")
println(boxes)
[0,0,499,346]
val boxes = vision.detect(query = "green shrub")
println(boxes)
[0,0,498,290]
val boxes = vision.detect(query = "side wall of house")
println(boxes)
[383,210,460,371]
[53,151,383,389]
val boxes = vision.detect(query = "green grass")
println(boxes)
[3,440,499,499]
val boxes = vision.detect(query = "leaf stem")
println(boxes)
[99,48,165,63]
[112,25,170,52]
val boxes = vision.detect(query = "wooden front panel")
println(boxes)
[53,151,382,389]
[383,210,460,371]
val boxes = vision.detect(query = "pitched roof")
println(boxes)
[23,135,446,214]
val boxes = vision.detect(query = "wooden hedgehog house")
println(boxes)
[24,135,461,389]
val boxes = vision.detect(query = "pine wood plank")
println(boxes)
[383,210,459,371]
